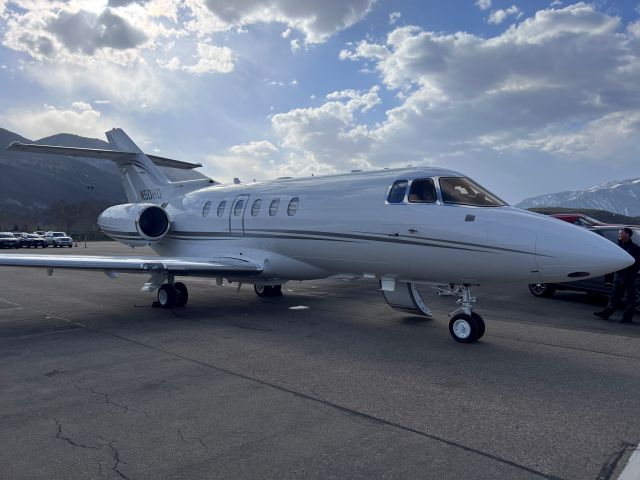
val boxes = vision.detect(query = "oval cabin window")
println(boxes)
[251,199,262,216]
[234,199,245,216]
[217,201,227,217]
[269,198,280,216]
[202,201,211,217]
[287,197,299,216]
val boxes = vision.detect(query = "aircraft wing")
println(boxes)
[6,142,203,170]
[0,254,262,276]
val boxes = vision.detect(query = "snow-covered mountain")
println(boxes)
[516,178,640,216]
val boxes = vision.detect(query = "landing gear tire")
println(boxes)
[449,313,481,343]
[471,312,485,340]
[528,283,556,298]
[254,284,283,297]
[157,284,177,308]
[174,282,188,308]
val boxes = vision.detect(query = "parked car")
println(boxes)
[44,231,74,248]
[529,225,640,313]
[11,232,27,247]
[550,213,604,227]
[21,233,48,248]
[0,232,21,249]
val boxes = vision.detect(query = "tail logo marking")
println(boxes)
[140,188,163,201]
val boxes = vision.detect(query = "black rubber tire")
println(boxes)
[254,284,283,297]
[158,284,177,308]
[449,313,480,343]
[174,282,188,308]
[471,312,485,340]
[254,284,273,297]
[528,283,556,298]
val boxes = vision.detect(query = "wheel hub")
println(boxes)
[452,319,471,339]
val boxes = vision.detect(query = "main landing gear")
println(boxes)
[438,284,485,343]
[155,281,188,308]
[254,284,283,297]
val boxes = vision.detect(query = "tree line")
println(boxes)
[0,200,112,239]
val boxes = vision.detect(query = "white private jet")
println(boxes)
[1,129,633,343]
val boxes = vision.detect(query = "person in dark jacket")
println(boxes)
[594,227,640,323]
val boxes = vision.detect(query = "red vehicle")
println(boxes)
[550,213,604,227]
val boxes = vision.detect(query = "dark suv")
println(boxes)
[529,225,640,313]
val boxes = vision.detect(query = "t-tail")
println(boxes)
[6,128,213,204]
[105,128,172,204]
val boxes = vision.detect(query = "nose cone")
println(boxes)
[535,221,633,283]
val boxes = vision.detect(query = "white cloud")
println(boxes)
[488,6,523,25]
[475,0,492,11]
[190,0,376,44]
[325,3,640,172]
[25,57,178,109]
[229,140,278,157]
[159,42,235,74]
[270,86,380,166]
[389,12,401,25]
[501,111,640,162]
[0,102,107,139]
[0,0,376,110]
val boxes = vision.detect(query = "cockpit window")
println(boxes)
[408,179,437,203]
[439,177,506,207]
[387,180,408,203]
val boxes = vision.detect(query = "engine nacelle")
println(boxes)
[98,203,170,246]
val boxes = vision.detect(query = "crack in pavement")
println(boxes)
[89,387,131,414]
[177,428,208,451]
[10,297,614,480]
[53,418,100,451]
[103,441,130,480]
[53,419,130,479]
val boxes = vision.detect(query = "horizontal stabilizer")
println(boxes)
[6,142,202,170]
[0,254,262,277]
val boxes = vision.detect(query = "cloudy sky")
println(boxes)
[0,0,639,203]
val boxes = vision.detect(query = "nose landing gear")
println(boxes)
[438,284,485,343]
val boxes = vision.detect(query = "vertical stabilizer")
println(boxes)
[105,128,172,204]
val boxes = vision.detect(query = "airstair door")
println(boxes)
[229,194,250,236]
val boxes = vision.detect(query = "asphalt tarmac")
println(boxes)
[1,242,639,480]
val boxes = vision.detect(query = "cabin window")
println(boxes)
[387,180,408,203]
[202,201,211,217]
[217,201,227,217]
[251,199,262,216]
[269,198,280,216]
[287,197,299,216]
[408,178,437,203]
[234,199,245,216]
[439,177,506,207]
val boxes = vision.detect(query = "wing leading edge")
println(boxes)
[0,254,262,276]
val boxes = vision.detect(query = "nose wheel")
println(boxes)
[449,312,485,343]
[438,284,485,342]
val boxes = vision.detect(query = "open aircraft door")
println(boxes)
[229,194,250,236]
